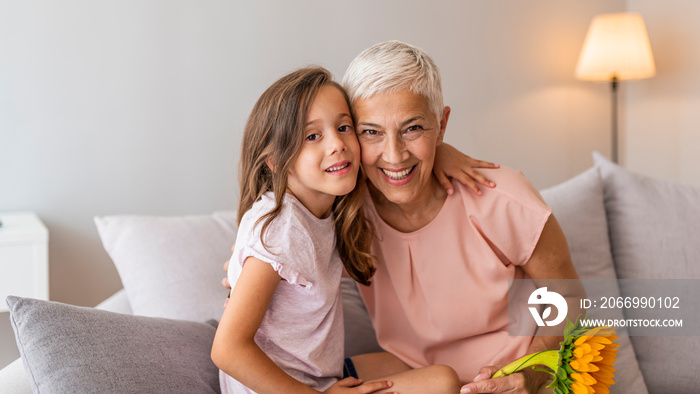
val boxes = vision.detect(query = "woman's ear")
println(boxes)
[438,106,451,143]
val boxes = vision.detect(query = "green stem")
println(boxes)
[491,350,559,378]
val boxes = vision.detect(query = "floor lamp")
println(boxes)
[575,12,656,164]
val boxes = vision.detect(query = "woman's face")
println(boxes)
[353,89,449,206]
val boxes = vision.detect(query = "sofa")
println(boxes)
[2,152,699,393]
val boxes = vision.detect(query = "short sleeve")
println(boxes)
[231,202,314,288]
[461,167,552,266]
[238,240,313,287]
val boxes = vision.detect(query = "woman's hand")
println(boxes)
[325,377,395,394]
[433,143,499,196]
[222,244,235,307]
[459,365,547,394]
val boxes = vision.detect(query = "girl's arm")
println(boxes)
[212,257,317,393]
[434,143,499,196]
[212,257,393,394]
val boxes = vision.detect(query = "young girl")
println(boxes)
[211,67,461,394]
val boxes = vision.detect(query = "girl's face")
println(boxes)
[287,84,361,218]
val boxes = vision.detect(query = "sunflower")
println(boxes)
[491,319,618,394]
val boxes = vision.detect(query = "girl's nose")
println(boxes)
[327,130,347,154]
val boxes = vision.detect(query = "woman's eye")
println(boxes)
[306,133,321,141]
[406,125,424,132]
[361,129,378,135]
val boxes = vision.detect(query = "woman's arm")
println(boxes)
[433,143,499,196]
[461,215,583,394]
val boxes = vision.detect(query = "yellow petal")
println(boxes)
[593,368,616,379]
[596,355,617,366]
[570,360,600,372]
[591,384,610,394]
[571,381,594,394]
[571,372,597,385]
[587,336,613,346]
[574,343,592,358]
[582,327,606,337]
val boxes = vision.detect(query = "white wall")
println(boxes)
[624,0,700,188]
[0,0,626,307]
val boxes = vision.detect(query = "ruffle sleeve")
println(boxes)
[237,242,313,288]
[231,199,315,288]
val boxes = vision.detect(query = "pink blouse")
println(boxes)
[358,167,552,382]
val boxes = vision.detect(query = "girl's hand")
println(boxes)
[434,143,499,196]
[325,377,395,394]
[459,365,546,394]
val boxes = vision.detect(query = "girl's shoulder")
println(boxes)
[239,192,333,245]
[239,192,296,233]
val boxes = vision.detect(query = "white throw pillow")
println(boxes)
[95,212,236,323]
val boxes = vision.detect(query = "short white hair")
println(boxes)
[342,40,444,119]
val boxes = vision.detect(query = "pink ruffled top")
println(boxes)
[221,192,344,393]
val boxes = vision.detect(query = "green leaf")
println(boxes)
[556,366,567,380]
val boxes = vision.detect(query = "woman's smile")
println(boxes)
[381,165,416,180]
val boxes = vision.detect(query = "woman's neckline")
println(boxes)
[366,181,452,236]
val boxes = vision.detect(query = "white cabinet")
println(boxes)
[0,212,49,312]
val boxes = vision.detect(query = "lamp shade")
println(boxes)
[575,12,656,81]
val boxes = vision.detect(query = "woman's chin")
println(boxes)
[369,184,419,206]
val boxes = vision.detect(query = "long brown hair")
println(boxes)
[238,66,375,285]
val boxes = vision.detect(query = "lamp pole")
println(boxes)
[611,75,619,163]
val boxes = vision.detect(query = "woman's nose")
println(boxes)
[383,134,408,164]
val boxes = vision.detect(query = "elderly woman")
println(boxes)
[341,41,580,394]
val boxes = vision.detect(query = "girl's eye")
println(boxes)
[306,133,321,141]
[338,125,354,133]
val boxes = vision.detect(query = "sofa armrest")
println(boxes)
[0,358,32,394]
[0,289,132,392]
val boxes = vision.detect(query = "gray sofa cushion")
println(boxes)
[341,277,382,357]
[94,212,236,323]
[594,152,700,393]
[7,296,219,394]
[540,166,648,394]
